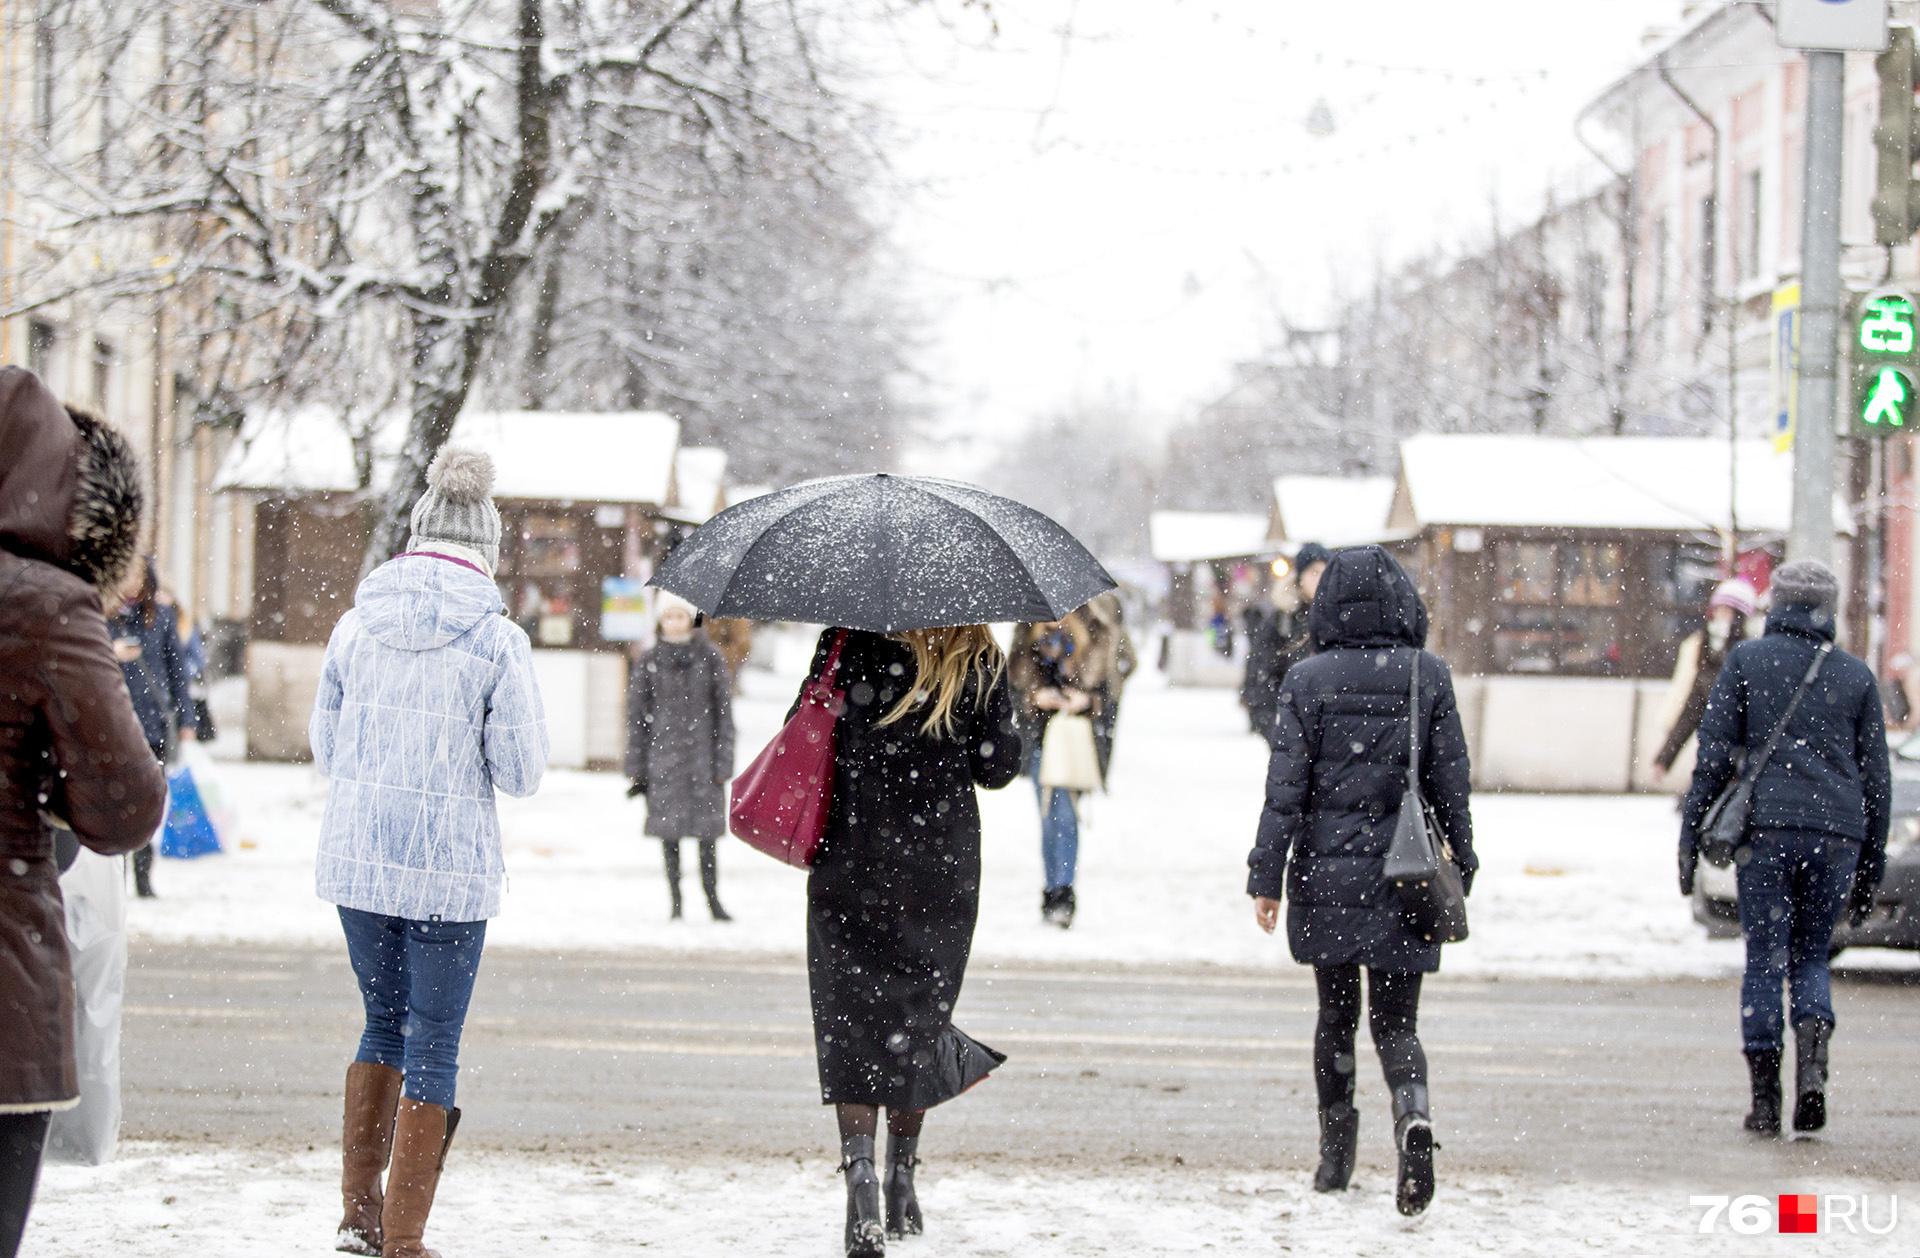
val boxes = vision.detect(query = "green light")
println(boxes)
[1864,366,1911,428]
[1860,295,1917,355]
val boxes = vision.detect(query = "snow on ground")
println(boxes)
[139,663,1914,981]
[28,1144,1915,1257]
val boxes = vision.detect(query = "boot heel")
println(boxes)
[885,1135,922,1238]
[841,1137,886,1257]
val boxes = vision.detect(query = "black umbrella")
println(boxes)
[650,473,1116,632]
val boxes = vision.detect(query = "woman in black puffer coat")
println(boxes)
[1245,545,1475,1217]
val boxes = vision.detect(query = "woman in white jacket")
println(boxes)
[310,449,548,1258]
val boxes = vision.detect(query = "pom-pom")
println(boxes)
[425,447,495,502]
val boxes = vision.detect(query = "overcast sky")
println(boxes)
[860,0,1688,467]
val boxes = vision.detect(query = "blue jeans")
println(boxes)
[338,907,488,1108]
[1734,830,1860,1054]
[1028,743,1080,891]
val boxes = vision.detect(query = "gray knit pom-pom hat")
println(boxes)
[409,447,502,570]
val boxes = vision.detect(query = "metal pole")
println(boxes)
[1791,49,1847,566]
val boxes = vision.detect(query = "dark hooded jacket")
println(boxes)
[0,367,166,1110]
[1246,546,1476,973]
[1682,602,1891,887]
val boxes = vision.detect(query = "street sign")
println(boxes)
[1852,287,1920,435]
[1778,0,1891,51]
[1773,284,1801,453]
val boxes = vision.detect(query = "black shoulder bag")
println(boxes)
[1697,643,1832,868]
[1381,649,1470,944]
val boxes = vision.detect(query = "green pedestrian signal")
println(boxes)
[1862,365,1916,430]
[1852,288,1920,438]
[1860,295,1917,355]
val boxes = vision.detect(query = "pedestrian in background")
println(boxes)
[1081,594,1137,785]
[0,368,164,1258]
[796,624,1020,1256]
[107,556,197,898]
[625,593,735,922]
[310,448,548,1258]
[1681,560,1889,1138]
[1240,542,1330,745]
[1011,614,1106,928]
[1653,578,1760,780]
[1246,545,1475,1217]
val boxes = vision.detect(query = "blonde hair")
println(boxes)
[878,625,1005,739]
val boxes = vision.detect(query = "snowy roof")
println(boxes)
[1270,475,1397,547]
[1148,511,1274,563]
[1395,434,1846,535]
[215,408,682,505]
[665,446,730,523]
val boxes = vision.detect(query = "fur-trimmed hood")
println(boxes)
[0,366,143,591]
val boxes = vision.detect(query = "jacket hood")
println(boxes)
[0,368,144,591]
[355,553,505,652]
[1309,545,1429,650]
[1765,600,1838,644]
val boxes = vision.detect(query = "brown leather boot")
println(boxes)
[337,1062,404,1255]
[381,1098,461,1258]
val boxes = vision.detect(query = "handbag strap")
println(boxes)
[1407,648,1423,788]
[816,629,849,690]
[1744,642,1832,781]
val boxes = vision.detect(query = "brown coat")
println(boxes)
[0,367,164,1112]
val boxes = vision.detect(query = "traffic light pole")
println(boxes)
[1792,49,1847,567]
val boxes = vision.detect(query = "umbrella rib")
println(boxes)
[905,481,1060,617]
[722,489,848,621]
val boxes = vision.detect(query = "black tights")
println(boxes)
[0,1111,50,1258]
[835,1103,925,1144]
[662,839,720,910]
[1313,965,1427,1109]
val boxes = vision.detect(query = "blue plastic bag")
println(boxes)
[161,763,222,859]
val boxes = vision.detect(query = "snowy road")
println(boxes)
[25,942,1920,1256]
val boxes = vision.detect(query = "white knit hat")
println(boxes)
[408,447,502,570]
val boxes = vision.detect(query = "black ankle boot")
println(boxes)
[885,1134,922,1238]
[1744,1049,1783,1136]
[1314,1099,1358,1193]
[1793,1021,1831,1133]
[1392,1083,1434,1217]
[841,1135,885,1257]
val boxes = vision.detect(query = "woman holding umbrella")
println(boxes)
[651,473,1113,1258]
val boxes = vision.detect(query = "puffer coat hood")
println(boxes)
[355,552,505,650]
[0,367,143,592]
[1309,545,1427,651]
[0,367,165,1110]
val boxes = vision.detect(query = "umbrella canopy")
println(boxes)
[650,473,1116,633]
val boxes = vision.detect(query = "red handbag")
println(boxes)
[728,630,848,867]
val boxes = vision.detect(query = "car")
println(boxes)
[1690,732,1920,953]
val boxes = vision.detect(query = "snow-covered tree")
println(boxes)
[10,0,949,569]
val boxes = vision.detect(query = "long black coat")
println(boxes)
[625,635,735,840]
[1683,604,1891,886]
[800,629,1021,1110]
[1241,605,1312,745]
[1246,547,1476,973]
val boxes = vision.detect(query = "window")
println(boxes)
[1740,169,1764,286]
[27,319,56,380]
[1650,214,1670,339]
[1491,539,1627,675]
[1582,251,1608,345]
[1648,541,1725,664]
[33,8,55,137]
[91,338,114,408]
[1699,193,1718,332]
